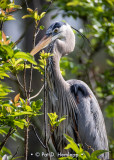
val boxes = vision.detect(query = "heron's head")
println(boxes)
[31,21,75,57]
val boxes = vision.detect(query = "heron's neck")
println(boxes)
[47,52,67,89]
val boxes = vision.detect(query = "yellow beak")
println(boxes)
[30,35,52,56]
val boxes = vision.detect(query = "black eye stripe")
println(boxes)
[46,21,66,35]
[52,22,65,30]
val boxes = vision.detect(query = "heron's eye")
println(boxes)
[54,28,58,33]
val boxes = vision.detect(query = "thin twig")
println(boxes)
[29,85,44,101]
[13,32,25,47]
[24,0,29,8]
[35,28,40,37]
[24,10,40,160]
[28,64,33,96]
[0,128,15,151]
[23,61,29,160]
[44,64,51,160]
[16,74,24,89]
[10,146,19,160]
[33,19,40,48]
[29,18,40,96]
[44,65,47,144]
[13,20,33,47]
[24,61,27,97]
[24,117,29,160]
[44,0,54,12]
[31,124,46,149]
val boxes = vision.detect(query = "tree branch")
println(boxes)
[24,11,40,160]
[16,74,24,89]
[29,85,44,101]
[24,62,27,98]
[10,146,19,160]
[44,64,51,160]
[31,124,46,149]
[0,128,15,151]
[24,116,29,160]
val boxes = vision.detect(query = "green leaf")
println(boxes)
[0,45,14,59]
[7,111,35,117]
[36,99,43,107]
[107,59,114,67]
[48,113,66,128]
[39,12,46,19]
[30,100,42,114]
[91,150,108,158]
[19,97,24,105]
[14,52,37,65]
[56,116,66,127]
[22,15,32,19]
[12,132,24,141]
[0,72,9,79]
[7,3,22,9]
[14,58,24,67]
[0,127,9,135]
[105,0,114,6]
[84,151,90,159]
[13,119,27,129]
[34,10,39,20]
[25,105,32,112]
[27,8,34,13]
[67,1,82,6]
[0,0,8,9]
[64,134,80,154]
[0,82,11,99]
[40,25,45,30]
[105,104,114,118]
[7,15,15,20]
[0,146,12,155]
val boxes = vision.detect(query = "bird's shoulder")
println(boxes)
[67,79,91,98]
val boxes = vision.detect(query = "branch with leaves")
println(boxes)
[58,134,108,160]
[0,1,55,160]
[0,0,46,159]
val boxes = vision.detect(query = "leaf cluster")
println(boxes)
[48,112,66,131]
[59,134,108,160]
[0,1,21,22]
[0,93,43,130]
[22,8,45,27]
[0,1,46,158]
[36,50,53,75]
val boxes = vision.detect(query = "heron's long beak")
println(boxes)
[30,35,52,56]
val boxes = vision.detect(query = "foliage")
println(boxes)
[1,95,42,129]
[36,50,53,75]
[22,7,45,31]
[59,134,108,160]
[0,0,45,159]
[0,0,21,22]
[0,32,42,158]
[109,137,114,158]
[48,112,66,131]
[22,8,45,24]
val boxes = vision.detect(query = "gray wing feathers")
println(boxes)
[67,79,109,159]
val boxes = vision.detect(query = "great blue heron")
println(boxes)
[31,22,109,159]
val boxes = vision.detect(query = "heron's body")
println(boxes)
[31,21,109,159]
[46,45,109,159]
